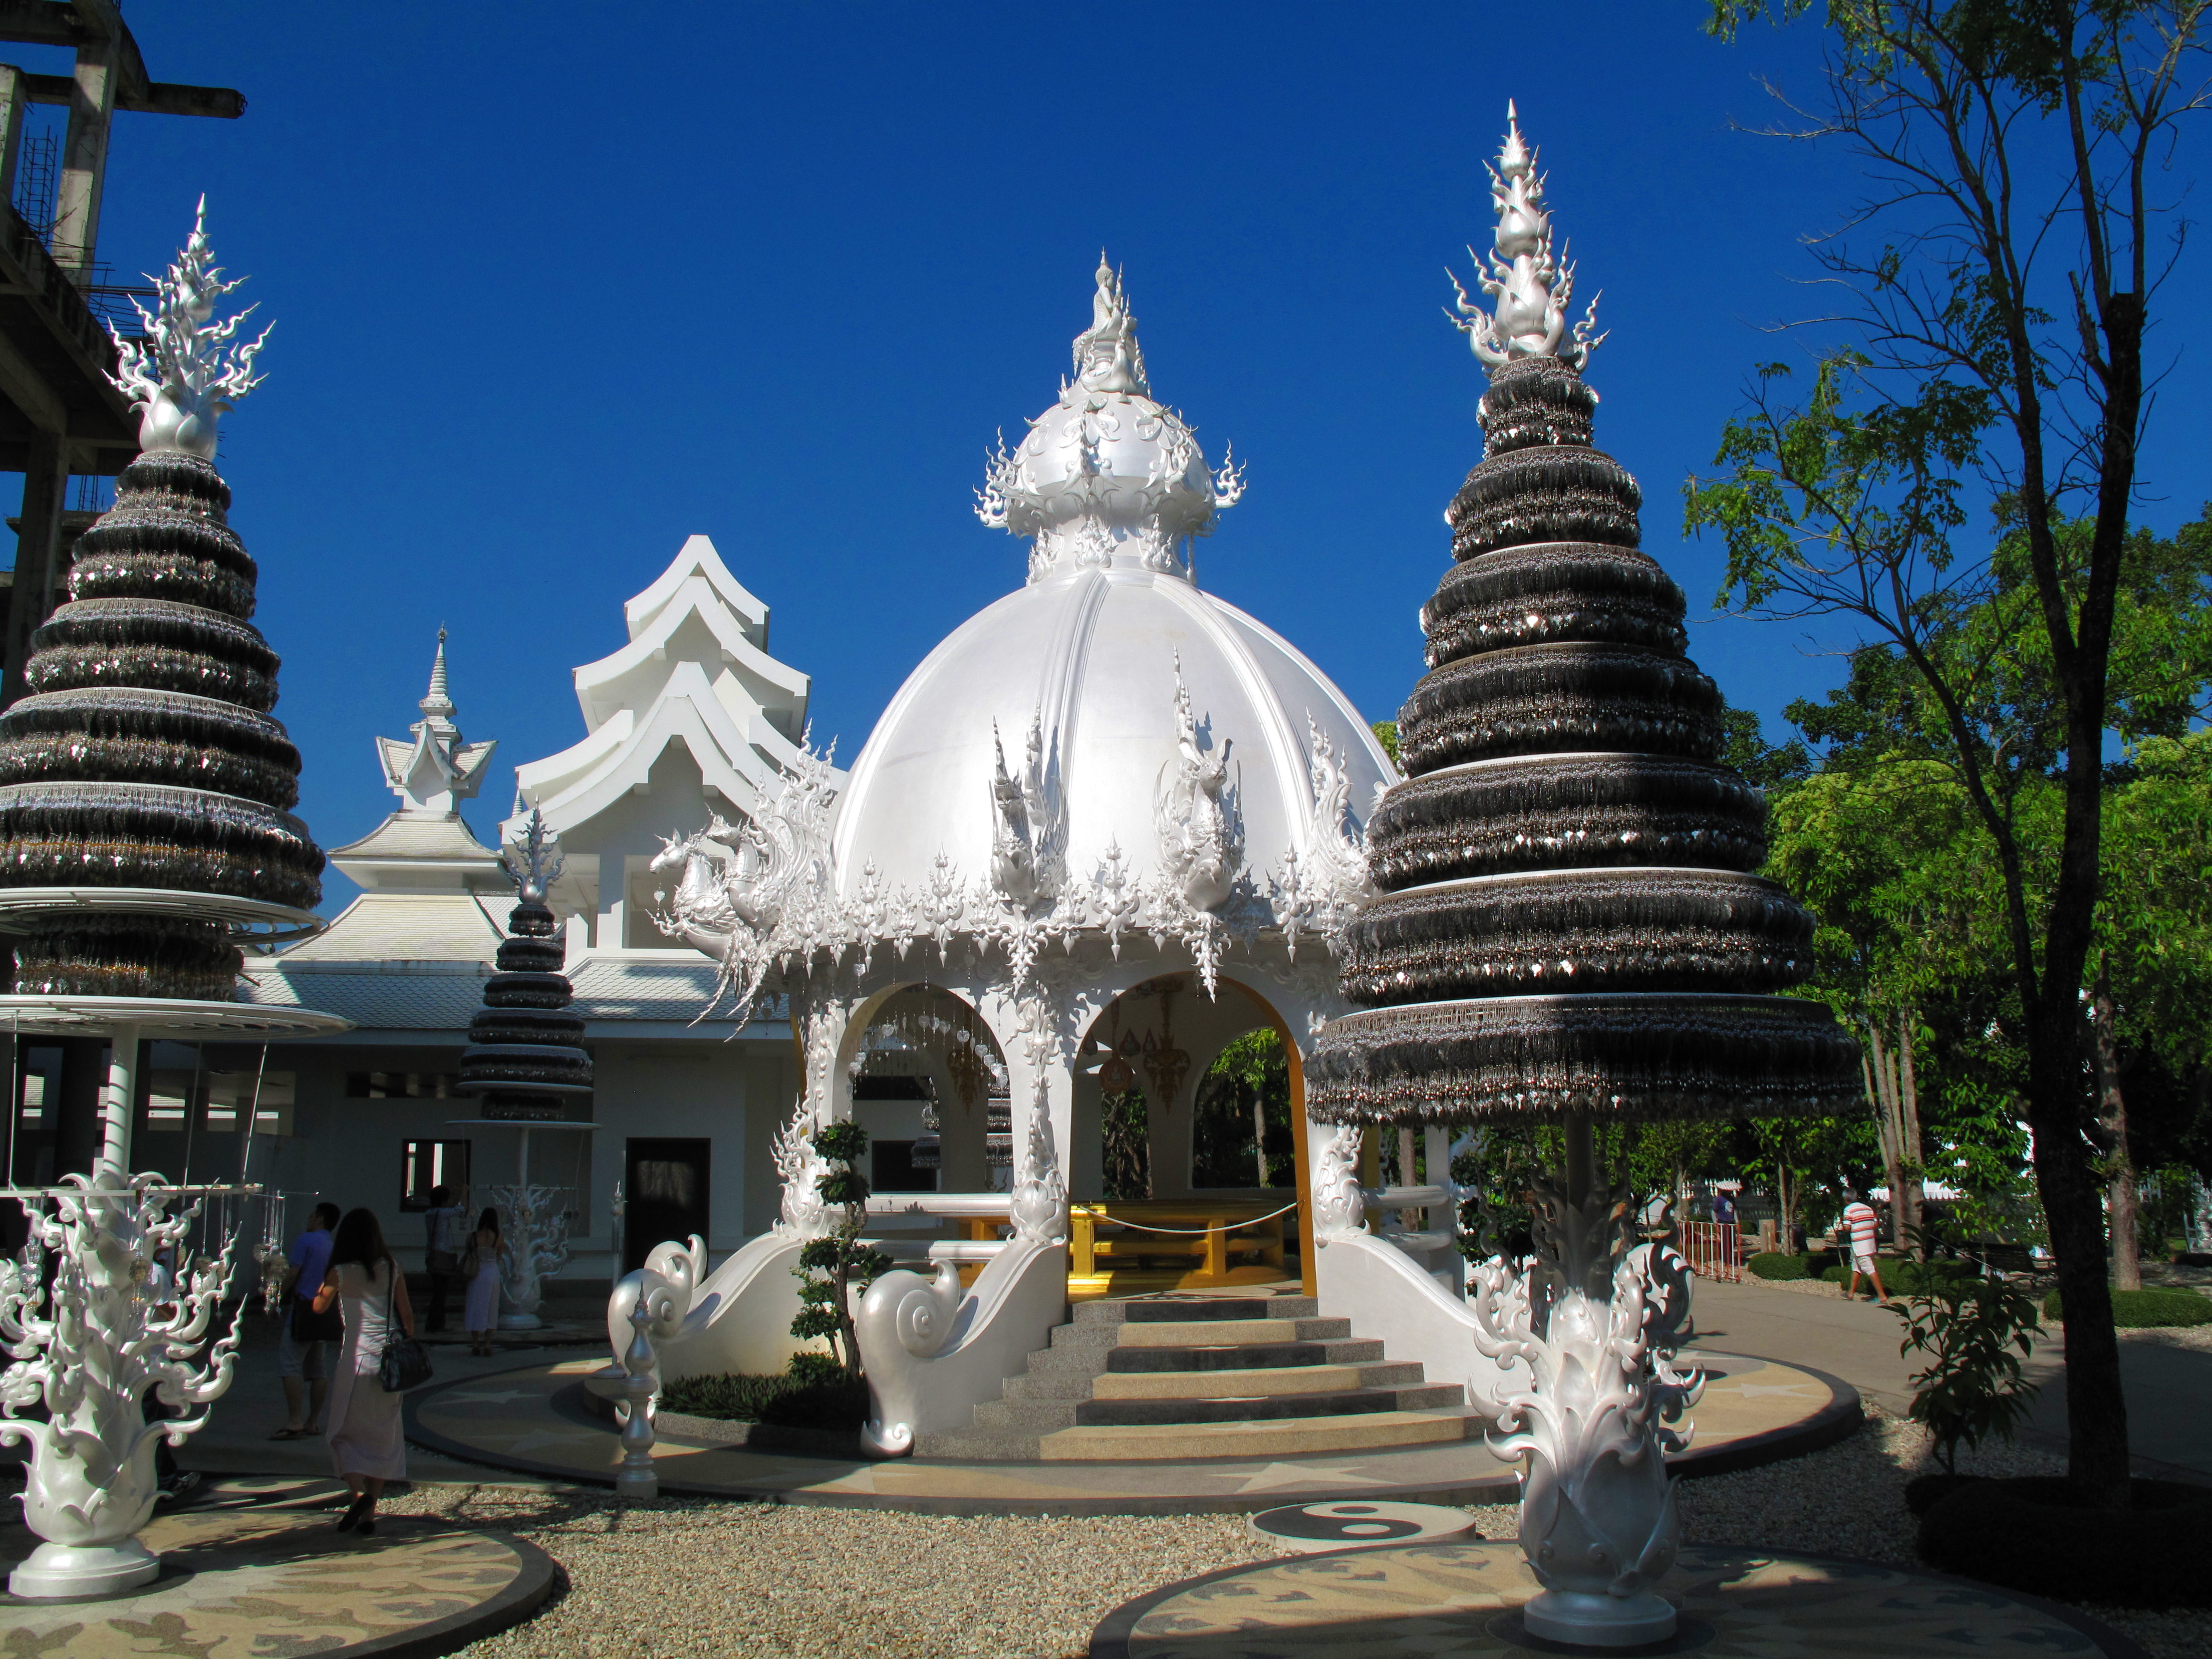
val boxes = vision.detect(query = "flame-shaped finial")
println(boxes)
[1070,252,1149,396]
[109,197,273,458]
[501,808,566,906]
[1446,104,1604,372]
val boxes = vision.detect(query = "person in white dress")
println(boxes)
[314,1207,415,1535]
[461,1207,506,1356]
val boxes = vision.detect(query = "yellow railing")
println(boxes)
[1068,1199,1290,1285]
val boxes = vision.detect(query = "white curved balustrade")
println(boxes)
[851,1235,1066,1458]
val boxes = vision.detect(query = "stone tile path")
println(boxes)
[1692,1276,2212,1480]
[402,1347,1857,1515]
[0,1479,558,1657]
[1090,1539,2148,1657]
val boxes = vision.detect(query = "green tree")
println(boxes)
[1192,1028,1295,1188]
[788,1121,892,1381]
[1692,0,2209,1505]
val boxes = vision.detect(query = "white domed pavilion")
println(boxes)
[632,264,1492,1450]
[661,259,1392,1226]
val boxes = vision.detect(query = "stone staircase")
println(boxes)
[915,1292,1475,1461]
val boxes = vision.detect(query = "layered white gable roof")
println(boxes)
[511,535,831,835]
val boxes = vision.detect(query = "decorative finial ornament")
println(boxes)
[376,629,495,815]
[501,808,566,906]
[1448,103,1604,371]
[422,628,455,722]
[976,256,1242,583]
[1071,253,1149,396]
[108,197,273,458]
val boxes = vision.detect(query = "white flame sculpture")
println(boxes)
[0,1175,248,1596]
[1468,1147,1702,1646]
[109,197,271,458]
[1448,102,1604,371]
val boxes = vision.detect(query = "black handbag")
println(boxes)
[375,1262,434,1393]
[291,1290,343,1344]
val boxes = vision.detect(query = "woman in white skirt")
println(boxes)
[461,1207,506,1356]
[313,1207,414,1535]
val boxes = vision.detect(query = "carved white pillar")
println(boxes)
[994,989,1069,1246]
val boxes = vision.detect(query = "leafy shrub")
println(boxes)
[2043,1287,2212,1328]
[660,1368,869,1431]
[1819,1256,1977,1292]
[790,1121,891,1379]
[1892,1267,2043,1474]
[1919,1477,2212,1607]
[1747,1252,1810,1280]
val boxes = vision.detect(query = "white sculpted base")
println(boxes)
[1468,1164,1702,1648]
[0,1173,247,1597]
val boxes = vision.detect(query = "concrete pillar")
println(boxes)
[923,1055,990,1193]
[4,431,71,706]
[1067,1065,1102,1202]
[0,65,30,207]
[53,30,118,276]
[51,1036,108,1179]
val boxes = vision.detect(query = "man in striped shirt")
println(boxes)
[1841,1192,1887,1302]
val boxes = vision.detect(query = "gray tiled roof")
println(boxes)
[242,954,787,1034]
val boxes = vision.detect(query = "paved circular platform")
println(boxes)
[1088,1539,2150,1658]
[406,1347,1859,1516]
[1248,1501,1480,1553]
[0,1483,558,1657]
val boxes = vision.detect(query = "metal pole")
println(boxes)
[1561,1111,1595,1211]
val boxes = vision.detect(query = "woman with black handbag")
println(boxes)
[312,1208,420,1535]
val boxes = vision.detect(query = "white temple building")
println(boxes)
[230,263,1491,1449]
[240,539,827,1280]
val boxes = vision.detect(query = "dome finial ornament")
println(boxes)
[1072,252,1149,396]
[108,197,273,459]
[977,258,1243,584]
[1447,103,1604,372]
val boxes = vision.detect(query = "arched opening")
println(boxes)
[844,986,1010,1196]
[1068,973,1311,1297]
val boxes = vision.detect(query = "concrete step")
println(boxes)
[1088,1361,1425,1401]
[1035,1409,1476,1462]
[1072,1295,1319,1326]
[972,1383,1461,1433]
[915,1407,1477,1464]
[1103,1338,1385,1371]
[1110,1316,1351,1347]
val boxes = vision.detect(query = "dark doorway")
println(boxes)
[624,1137,711,1275]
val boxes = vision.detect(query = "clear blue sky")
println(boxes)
[20,4,2208,912]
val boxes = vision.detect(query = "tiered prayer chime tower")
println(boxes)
[1308,107,1860,1649]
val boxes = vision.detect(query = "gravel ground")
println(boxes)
[374,1402,2207,1659]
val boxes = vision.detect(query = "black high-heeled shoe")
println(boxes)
[335,1494,371,1533]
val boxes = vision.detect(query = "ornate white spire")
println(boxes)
[421,628,456,725]
[977,256,1245,585]
[1448,102,1604,372]
[108,197,273,458]
[376,629,498,817]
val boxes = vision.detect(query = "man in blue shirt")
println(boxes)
[272,1202,341,1439]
